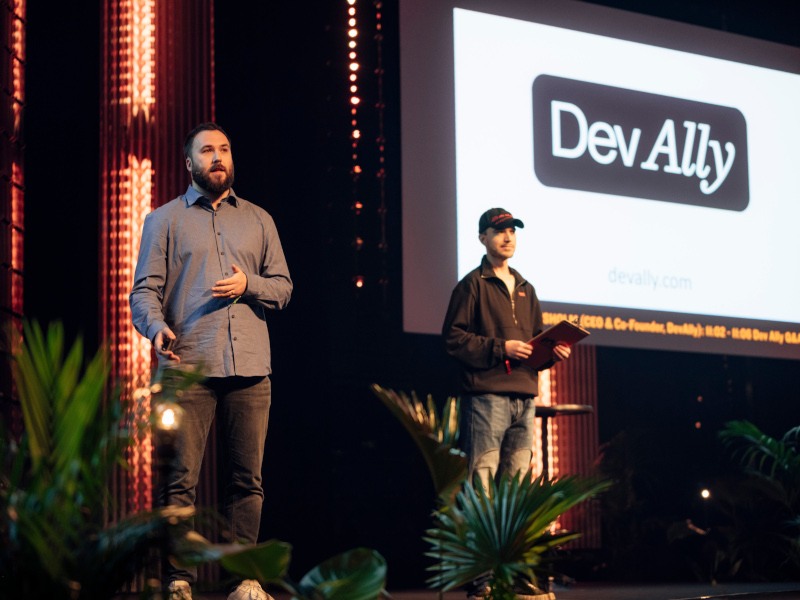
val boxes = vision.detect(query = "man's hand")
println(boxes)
[505,339,533,360]
[154,326,180,362]
[212,263,247,299]
[551,342,571,363]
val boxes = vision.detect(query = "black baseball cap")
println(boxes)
[478,208,525,233]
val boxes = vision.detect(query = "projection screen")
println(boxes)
[400,0,800,359]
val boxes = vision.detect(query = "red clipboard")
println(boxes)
[520,320,590,370]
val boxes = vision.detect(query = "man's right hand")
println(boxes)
[154,327,180,363]
[505,339,533,360]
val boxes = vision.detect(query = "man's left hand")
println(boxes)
[212,263,248,299]
[552,343,571,363]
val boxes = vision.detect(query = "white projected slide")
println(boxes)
[400,0,800,358]
[453,8,800,323]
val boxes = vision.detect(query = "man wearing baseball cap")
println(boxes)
[442,207,571,494]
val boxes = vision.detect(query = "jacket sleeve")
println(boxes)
[241,211,292,311]
[442,281,505,369]
[129,211,168,343]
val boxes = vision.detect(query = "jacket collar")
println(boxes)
[479,255,526,286]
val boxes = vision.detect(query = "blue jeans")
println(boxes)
[164,375,271,583]
[459,394,536,491]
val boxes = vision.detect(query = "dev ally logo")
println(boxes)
[532,74,749,211]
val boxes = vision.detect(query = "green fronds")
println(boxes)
[720,420,800,508]
[2,323,390,598]
[373,385,611,597]
[424,473,610,594]
[371,384,467,504]
[1,321,195,597]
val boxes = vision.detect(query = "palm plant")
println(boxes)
[425,473,610,600]
[1,321,389,599]
[372,384,610,599]
[719,420,800,509]
[0,320,196,598]
[370,383,466,505]
[717,420,800,577]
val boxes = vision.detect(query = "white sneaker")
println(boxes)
[227,579,274,600]
[168,579,193,600]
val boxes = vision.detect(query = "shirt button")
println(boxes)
[220,251,225,255]
[231,315,235,319]
[225,272,229,276]
[233,337,238,341]
[217,232,221,236]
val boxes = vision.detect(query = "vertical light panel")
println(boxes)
[9,0,24,133]
[130,0,155,118]
[101,0,157,515]
[0,0,26,435]
[101,0,215,521]
[548,345,601,547]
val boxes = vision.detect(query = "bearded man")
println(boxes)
[130,122,292,600]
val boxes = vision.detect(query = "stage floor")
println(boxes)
[378,583,800,600]
[176,581,800,600]
[488,582,799,600]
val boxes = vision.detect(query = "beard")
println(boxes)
[192,163,234,195]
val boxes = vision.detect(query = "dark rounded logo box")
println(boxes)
[533,74,750,211]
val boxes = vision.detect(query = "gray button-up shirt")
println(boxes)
[130,186,292,377]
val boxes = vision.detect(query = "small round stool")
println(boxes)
[534,403,594,480]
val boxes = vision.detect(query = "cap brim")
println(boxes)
[491,218,524,229]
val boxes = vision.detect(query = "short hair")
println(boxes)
[183,122,231,158]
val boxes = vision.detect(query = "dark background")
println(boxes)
[23,0,800,588]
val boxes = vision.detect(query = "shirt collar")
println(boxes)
[184,185,239,207]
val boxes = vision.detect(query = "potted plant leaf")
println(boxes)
[425,473,610,600]
[1,321,389,599]
[0,320,199,598]
[717,420,800,579]
[371,383,610,599]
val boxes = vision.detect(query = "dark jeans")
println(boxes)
[165,375,271,583]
